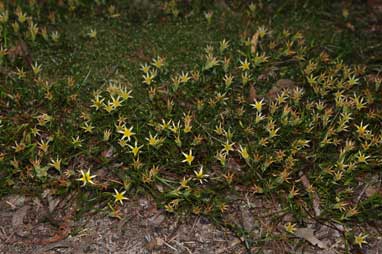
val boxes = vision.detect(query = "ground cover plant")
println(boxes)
[0,0,381,253]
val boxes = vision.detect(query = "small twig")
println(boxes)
[216,238,242,254]
[163,241,178,252]
[0,226,6,241]
[31,240,72,254]
[166,217,181,243]
[191,216,200,232]
[5,232,15,244]
[194,119,225,144]
[79,69,91,88]
[356,182,370,205]
[5,200,16,209]
[300,203,345,233]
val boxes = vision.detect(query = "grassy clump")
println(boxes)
[0,0,381,250]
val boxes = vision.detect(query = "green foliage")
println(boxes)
[0,0,380,249]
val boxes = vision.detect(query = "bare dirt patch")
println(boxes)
[0,194,246,254]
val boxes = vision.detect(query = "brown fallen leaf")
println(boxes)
[7,39,33,67]
[131,48,151,62]
[257,67,278,81]
[366,74,382,84]
[24,195,77,246]
[294,227,328,249]
[239,206,255,232]
[368,0,382,14]
[215,0,232,12]
[227,157,241,172]
[346,22,355,32]
[101,146,115,159]
[148,212,165,226]
[266,79,296,100]
[145,237,164,251]
[300,173,321,217]
[47,195,60,213]
[250,31,260,54]
[248,84,257,102]
[365,185,382,197]
[12,205,29,228]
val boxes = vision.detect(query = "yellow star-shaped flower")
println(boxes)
[284,222,297,234]
[182,149,194,165]
[239,59,250,71]
[222,141,234,154]
[127,141,144,157]
[118,126,135,141]
[113,189,128,205]
[194,166,209,184]
[238,145,250,160]
[77,169,96,186]
[90,95,104,110]
[250,98,265,112]
[354,233,368,247]
[354,122,368,137]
